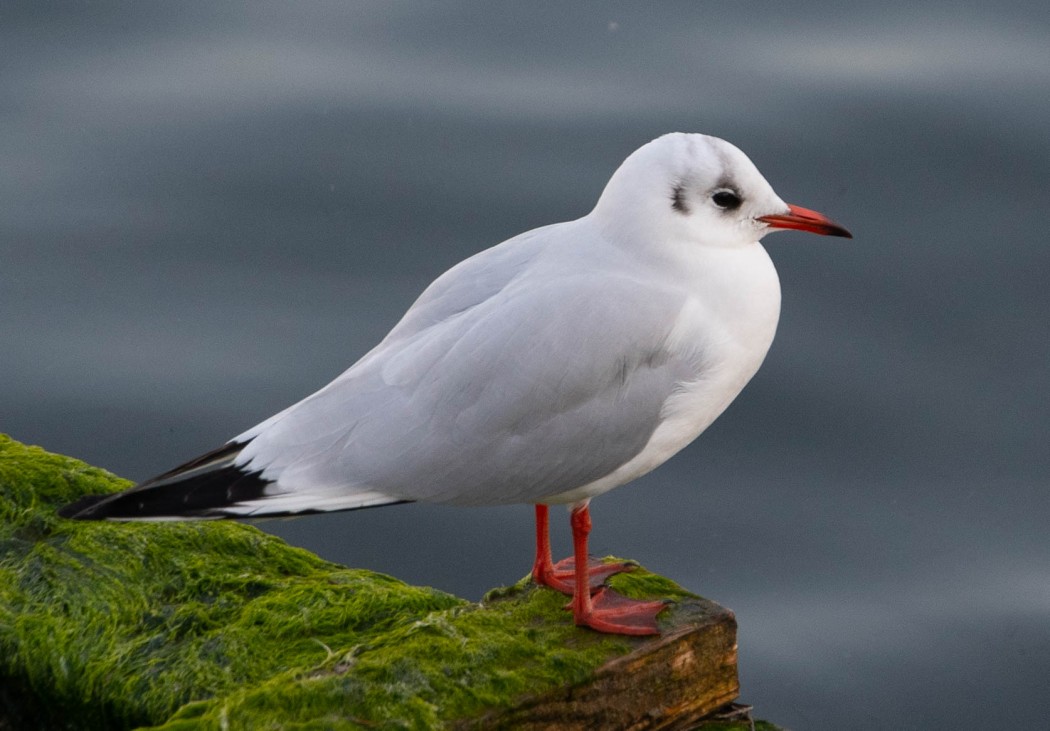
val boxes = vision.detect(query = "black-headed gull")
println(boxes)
[62,132,851,635]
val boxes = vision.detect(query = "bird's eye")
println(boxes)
[711,190,742,210]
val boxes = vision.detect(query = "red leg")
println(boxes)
[568,503,668,636]
[531,504,636,595]
[531,504,567,590]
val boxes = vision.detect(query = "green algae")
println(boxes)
[1,434,711,729]
[1,435,466,728]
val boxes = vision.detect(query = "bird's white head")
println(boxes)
[591,132,851,250]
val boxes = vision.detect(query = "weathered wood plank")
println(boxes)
[460,596,738,730]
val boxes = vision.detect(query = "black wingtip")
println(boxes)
[57,440,272,521]
[57,493,112,520]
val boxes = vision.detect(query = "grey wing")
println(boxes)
[233,223,550,448]
[379,224,557,346]
[237,270,693,507]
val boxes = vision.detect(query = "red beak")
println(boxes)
[758,204,852,238]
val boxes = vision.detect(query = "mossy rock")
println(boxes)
[0,435,779,730]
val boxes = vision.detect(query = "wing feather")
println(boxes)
[238,227,694,506]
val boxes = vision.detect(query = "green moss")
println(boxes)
[1,434,774,729]
[1,435,463,728]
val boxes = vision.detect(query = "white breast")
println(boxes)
[548,241,782,504]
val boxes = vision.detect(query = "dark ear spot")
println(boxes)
[671,185,690,215]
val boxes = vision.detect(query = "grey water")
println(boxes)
[3,2,1049,729]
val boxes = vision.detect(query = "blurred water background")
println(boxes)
[3,2,1049,728]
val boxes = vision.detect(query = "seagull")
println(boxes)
[61,132,851,635]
